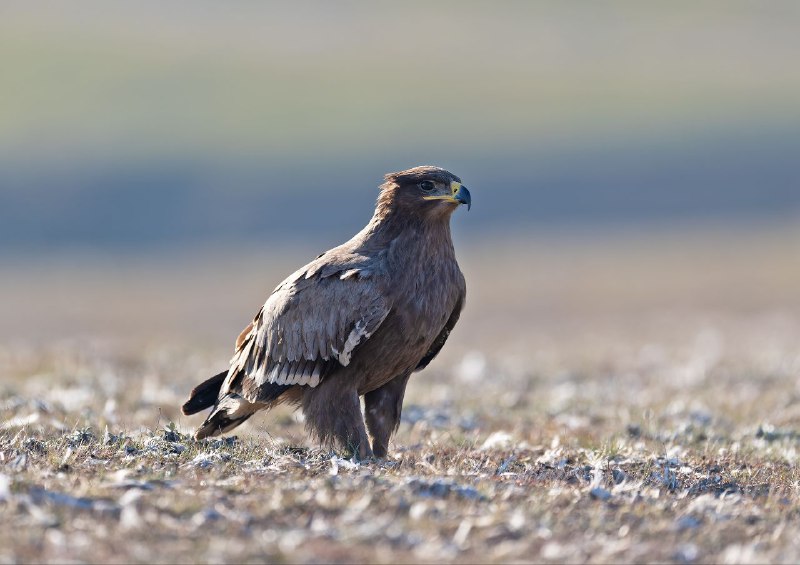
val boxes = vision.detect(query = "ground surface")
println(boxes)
[1,227,799,563]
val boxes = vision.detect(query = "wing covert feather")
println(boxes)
[224,265,390,403]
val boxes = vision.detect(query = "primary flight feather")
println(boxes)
[182,166,471,459]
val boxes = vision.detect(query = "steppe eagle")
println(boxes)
[182,166,471,459]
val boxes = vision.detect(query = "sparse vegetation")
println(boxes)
[2,230,799,563]
[2,310,799,563]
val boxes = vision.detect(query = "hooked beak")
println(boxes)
[423,181,472,211]
[454,183,471,211]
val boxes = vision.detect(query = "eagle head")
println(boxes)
[377,166,471,219]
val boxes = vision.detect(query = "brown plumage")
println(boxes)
[182,166,471,458]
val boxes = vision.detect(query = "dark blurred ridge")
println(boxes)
[2,124,798,254]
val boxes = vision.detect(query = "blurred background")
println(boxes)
[1,1,798,349]
[3,6,800,562]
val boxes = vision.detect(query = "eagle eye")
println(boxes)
[419,180,436,192]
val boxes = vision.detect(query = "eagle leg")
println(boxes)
[364,372,411,459]
[302,381,373,460]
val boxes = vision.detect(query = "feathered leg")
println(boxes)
[364,371,411,458]
[302,379,372,460]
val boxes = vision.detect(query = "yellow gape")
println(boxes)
[423,181,463,204]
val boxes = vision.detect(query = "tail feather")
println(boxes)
[195,393,257,439]
[188,377,292,440]
[182,370,228,415]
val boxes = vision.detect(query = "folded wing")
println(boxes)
[221,262,391,404]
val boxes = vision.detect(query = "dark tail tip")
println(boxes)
[182,370,228,416]
[194,394,255,439]
[195,411,253,440]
